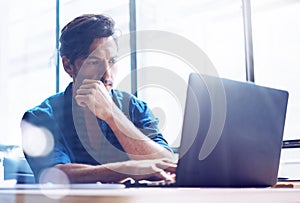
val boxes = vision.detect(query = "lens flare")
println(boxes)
[39,167,70,199]
[21,121,54,157]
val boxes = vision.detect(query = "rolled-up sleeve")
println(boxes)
[22,105,71,181]
[130,97,173,152]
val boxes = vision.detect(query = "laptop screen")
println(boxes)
[176,73,289,187]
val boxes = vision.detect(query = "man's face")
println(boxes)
[73,36,118,92]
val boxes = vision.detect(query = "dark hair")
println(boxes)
[59,14,116,64]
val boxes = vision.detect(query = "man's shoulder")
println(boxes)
[22,92,64,123]
[27,92,64,113]
[22,83,72,124]
[25,83,72,116]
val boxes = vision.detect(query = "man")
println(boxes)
[21,14,175,184]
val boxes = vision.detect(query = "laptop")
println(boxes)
[174,73,289,187]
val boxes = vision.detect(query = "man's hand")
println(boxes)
[119,159,177,182]
[74,79,174,161]
[75,79,113,120]
[55,159,177,184]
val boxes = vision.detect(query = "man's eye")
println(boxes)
[109,57,117,64]
[87,61,99,65]
[88,61,99,65]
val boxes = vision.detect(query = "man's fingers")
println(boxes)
[156,160,177,173]
[83,79,99,83]
[76,88,93,95]
[81,79,101,84]
[153,170,175,182]
[161,158,177,164]
[75,95,88,107]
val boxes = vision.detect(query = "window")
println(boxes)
[0,0,131,147]
[0,0,56,146]
[251,0,300,180]
[251,0,300,141]
[135,0,246,147]
[59,0,131,92]
[1,1,299,172]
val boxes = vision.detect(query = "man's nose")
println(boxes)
[100,60,112,80]
[103,68,112,79]
[97,60,107,75]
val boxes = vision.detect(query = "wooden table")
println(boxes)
[1,187,300,203]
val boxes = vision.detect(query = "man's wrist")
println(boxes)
[102,103,118,124]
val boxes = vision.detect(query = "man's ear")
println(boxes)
[62,56,75,78]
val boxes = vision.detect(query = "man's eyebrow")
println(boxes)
[86,55,101,60]
[86,54,118,60]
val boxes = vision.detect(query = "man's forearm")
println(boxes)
[105,105,174,160]
[55,163,128,183]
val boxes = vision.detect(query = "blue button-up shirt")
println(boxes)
[22,83,171,180]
